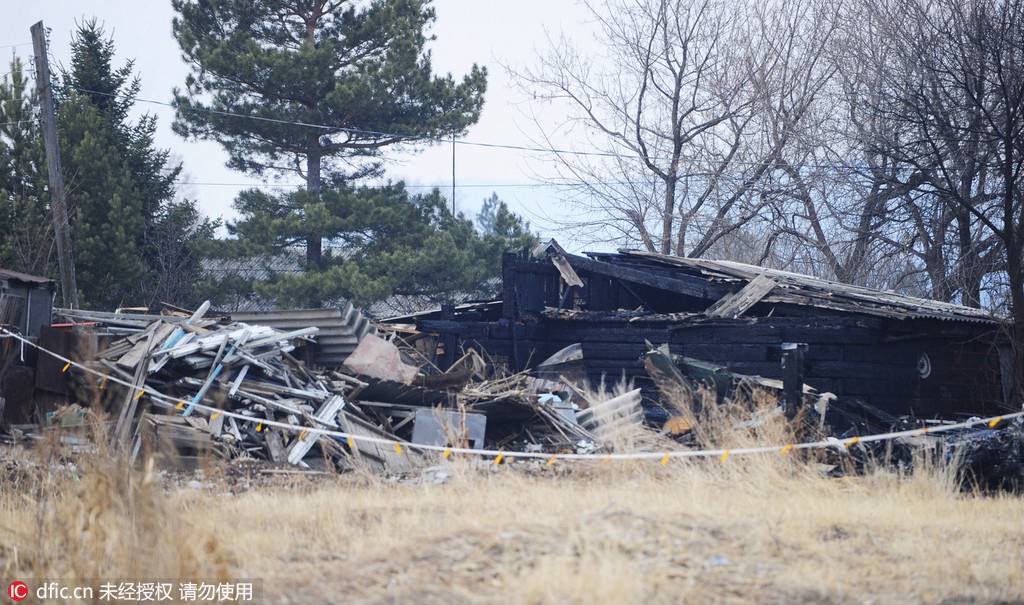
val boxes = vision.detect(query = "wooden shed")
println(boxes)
[0,268,55,340]
[405,241,1014,421]
[0,268,56,424]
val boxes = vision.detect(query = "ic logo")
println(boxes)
[7,581,28,601]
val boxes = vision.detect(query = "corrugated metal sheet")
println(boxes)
[231,303,375,367]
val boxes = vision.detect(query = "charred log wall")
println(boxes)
[421,313,1004,419]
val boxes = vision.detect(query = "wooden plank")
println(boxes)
[208,411,225,437]
[116,322,163,369]
[704,275,776,318]
[228,364,250,396]
[183,329,252,416]
[341,415,416,473]
[287,394,347,465]
[264,429,287,463]
[550,254,584,287]
[111,331,156,448]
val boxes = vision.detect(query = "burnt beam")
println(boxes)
[562,253,733,301]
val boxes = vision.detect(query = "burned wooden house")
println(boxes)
[401,241,1013,421]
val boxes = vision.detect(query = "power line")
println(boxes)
[175,179,641,189]
[3,83,906,174]
[81,85,849,167]
[74,84,898,172]
[73,85,632,159]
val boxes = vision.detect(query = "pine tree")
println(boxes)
[475,192,538,280]
[56,20,216,308]
[0,58,52,276]
[171,0,488,297]
[214,185,536,309]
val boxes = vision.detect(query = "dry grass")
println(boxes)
[1,393,1023,604]
[2,451,1022,604]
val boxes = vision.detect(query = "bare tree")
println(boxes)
[838,0,1024,397]
[513,0,837,257]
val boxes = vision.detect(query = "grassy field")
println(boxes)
[2,444,1023,605]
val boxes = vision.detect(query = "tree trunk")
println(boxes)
[661,171,677,255]
[305,145,323,308]
[955,209,983,307]
[1006,239,1024,405]
[305,147,322,270]
[1002,130,1022,405]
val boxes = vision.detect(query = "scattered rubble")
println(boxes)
[6,303,646,472]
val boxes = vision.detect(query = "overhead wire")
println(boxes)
[0,82,896,175]
[69,85,882,173]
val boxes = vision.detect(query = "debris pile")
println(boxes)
[49,303,645,471]
[0,297,1018,491]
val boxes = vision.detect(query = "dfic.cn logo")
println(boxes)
[7,581,29,602]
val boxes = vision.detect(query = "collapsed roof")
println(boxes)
[534,241,1000,324]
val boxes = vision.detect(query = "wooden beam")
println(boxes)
[705,274,777,318]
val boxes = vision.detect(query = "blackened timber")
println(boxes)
[562,253,734,301]
[781,343,806,418]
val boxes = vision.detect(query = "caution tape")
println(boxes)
[3,326,1024,463]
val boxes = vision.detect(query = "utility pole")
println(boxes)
[31,21,78,308]
[451,131,456,216]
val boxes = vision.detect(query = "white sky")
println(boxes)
[3,0,600,249]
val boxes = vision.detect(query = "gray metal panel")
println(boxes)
[231,303,375,367]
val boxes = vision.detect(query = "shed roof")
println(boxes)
[0,268,55,286]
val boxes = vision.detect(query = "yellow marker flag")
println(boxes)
[494,451,505,465]
[210,412,221,421]
[61,361,71,373]
[175,401,186,410]
[845,436,861,448]
[442,447,452,460]
[780,443,794,455]
[989,416,1004,429]
[546,455,557,466]
[256,423,263,433]
[347,437,356,449]
[660,452,670,466]
[134,389,145,401]
[720,450,731,463]
[394,443,403,454]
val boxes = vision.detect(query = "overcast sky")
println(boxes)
[3,0,599,248]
